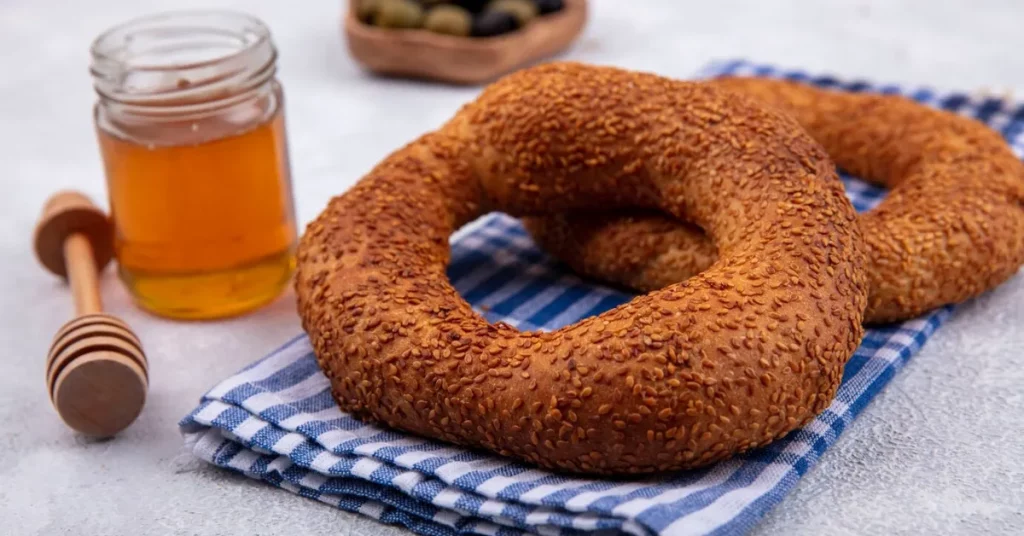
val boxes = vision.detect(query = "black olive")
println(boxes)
[471,10,518,36]
[533,0,564,15]
[455,0,490,13]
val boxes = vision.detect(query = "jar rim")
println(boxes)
[90,10,270,71]
[90,10,276,109]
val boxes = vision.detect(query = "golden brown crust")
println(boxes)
[525,77,1024,323]
[295,63,867,474]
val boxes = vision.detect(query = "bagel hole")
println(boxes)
[450,212,715,332]
[839,170,889,212]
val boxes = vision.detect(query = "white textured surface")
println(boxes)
[1,0,1023,534]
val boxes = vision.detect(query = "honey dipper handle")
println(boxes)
[64,233,102,315]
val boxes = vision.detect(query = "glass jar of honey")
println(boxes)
[90,11,297,320]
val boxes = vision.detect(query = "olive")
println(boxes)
[423,5,473,36]
[533,0,564,15]
[471,10,517,37]
[357,0,384,23]
[455,0,490,13]
[373,0,425,28]
[487,0,538,26]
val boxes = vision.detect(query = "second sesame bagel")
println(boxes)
[525,77,1024,323]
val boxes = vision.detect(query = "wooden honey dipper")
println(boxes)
[34,190,148,437]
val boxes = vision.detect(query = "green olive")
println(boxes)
[373,0,425,29]
[357,0,384,23]
[423,5,473,37]
[487,0,538,27]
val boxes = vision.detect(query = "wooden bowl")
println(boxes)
[344,0,588,85]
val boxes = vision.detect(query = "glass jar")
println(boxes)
[90,10,297,320]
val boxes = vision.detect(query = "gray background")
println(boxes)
[1,0,1022,534]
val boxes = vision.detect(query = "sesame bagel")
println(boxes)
[295,63,868,474]
[525,77,1024,323]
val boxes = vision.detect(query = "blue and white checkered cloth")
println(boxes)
[179,60,1024,536]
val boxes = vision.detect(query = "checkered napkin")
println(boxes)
[179,60,1024,536]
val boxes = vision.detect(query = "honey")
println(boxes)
[90,11,297,319]
[98,108,295,319]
